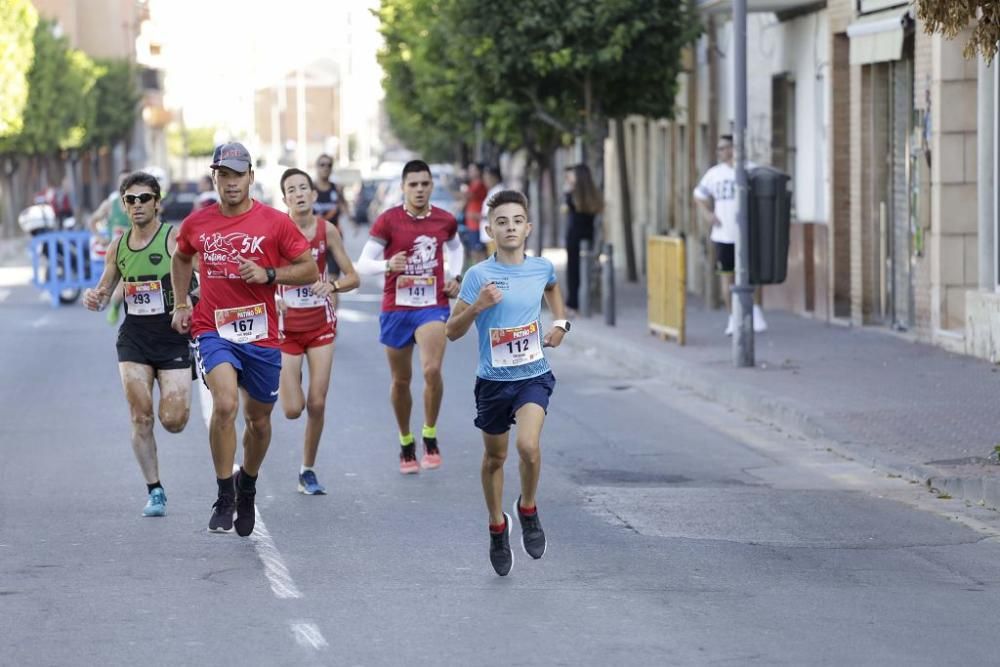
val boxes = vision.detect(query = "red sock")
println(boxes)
[489,518,506,534]
[518,503,536,516]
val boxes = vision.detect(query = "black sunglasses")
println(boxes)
[123,193,156,205]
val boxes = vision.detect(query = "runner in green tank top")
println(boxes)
[84,171,195,519]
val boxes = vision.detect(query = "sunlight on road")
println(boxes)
[0,267,32,287]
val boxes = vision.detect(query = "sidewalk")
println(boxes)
[563,272,1000,510]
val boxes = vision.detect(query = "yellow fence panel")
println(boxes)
[647,235,686,345]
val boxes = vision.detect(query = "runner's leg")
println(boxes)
[241,391,276,476]
[414,320,446,429]
[156,367,192,433]
[512,403,546,508]
[205,363,240,478]
[118,362,158,484]
[385,344,415,436]
[481,430,510,526]
[302,342,334,468]
[279,352,305,419]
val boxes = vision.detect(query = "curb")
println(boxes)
[567,320,1000,512]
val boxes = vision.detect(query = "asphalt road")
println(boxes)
[3,262,1000,666]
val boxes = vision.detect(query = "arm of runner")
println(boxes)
[443,235,464,298]
[446,281,501,341]
[356,237,393,275]
[87,196,112,234]
[541,280,568,348]
[170,248,195,334]
[83,237,122,311]
[274,249,320,286]
[325,222,360,293]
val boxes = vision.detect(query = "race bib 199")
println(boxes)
[215,303,268,344]
[124,280,165,316]
[284,285,326,309]
[395,275,436,307]
[489,321,543,368]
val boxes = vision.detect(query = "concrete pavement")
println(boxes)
[564,269,1000,511]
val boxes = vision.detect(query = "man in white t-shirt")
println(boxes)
[693,134,767,335]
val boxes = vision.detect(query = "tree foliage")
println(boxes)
[0,19,98,155]
[167,125,218,158]
[917,0,1000,62]
[0,0,38,141]
[85,59,140,149]
[376,0,475,161]
[376,0,700,163]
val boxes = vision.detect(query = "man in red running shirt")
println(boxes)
[171,143,318,537]
[276,168,360,495]
[356,160,464,473]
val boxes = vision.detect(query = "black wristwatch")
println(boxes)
[265,267,276,285]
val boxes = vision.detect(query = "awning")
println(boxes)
[846,7,913,66]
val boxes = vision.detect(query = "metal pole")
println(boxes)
[732,0,754,367]
[580,238,592,317]
[602,242,616,326]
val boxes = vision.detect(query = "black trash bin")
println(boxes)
[747,166,792,285]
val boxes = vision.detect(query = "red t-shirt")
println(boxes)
[175,200,311,347]
[370,205,458,312]
[278,218,335,333]
[464,180,487,231]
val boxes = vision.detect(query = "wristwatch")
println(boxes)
[553,319,571,332]
[265,267,276,285]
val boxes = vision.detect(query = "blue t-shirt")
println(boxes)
[459,255,557,381]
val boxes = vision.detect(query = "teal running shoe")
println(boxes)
[298,470,326,495]
[142,488,166,517]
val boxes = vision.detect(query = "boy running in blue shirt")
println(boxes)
[446,190,571,576]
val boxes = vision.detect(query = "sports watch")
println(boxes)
[265,267,277,285]
[553,319,571,332]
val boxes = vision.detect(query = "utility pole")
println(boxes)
[732,0,754,367]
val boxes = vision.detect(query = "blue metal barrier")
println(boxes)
[29,231,102,307]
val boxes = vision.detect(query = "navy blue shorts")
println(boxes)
[193,332,282,404]
[379,306,450,349]
[474,371,556,435]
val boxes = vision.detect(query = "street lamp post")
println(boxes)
[732,0,754,367]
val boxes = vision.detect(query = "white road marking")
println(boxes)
[248,510,303,599]
[290,622,329,650]
[0,288,11,302]
[30,315,52,328]
[0,267,32,287]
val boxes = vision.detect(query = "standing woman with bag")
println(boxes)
[562,164,603,316]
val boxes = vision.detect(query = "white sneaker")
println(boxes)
[753,305,768,333]
[724,314,735,336]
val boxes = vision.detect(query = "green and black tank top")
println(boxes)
[115,222,193,345]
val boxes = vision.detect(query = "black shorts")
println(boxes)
[474,371,556,435]
[714,242,735,274]
[116,327,192,371]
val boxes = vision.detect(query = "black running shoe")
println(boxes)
[514,497,547,559]
[233,471,256,537]
[489,512,514,576]
[208,492,235,533]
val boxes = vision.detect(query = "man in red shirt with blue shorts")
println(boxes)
[171,143,318,536]
[357,160,464,473]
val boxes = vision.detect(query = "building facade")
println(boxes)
[604,0,998,360]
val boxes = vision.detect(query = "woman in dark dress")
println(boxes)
[563,164,604,314]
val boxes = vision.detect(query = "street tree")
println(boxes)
[376,0,476,162]
[450,0,700,279]
[916,1,1000,62]
[0,0,37,142]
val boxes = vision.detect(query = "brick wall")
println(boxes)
[929,30,978,332]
